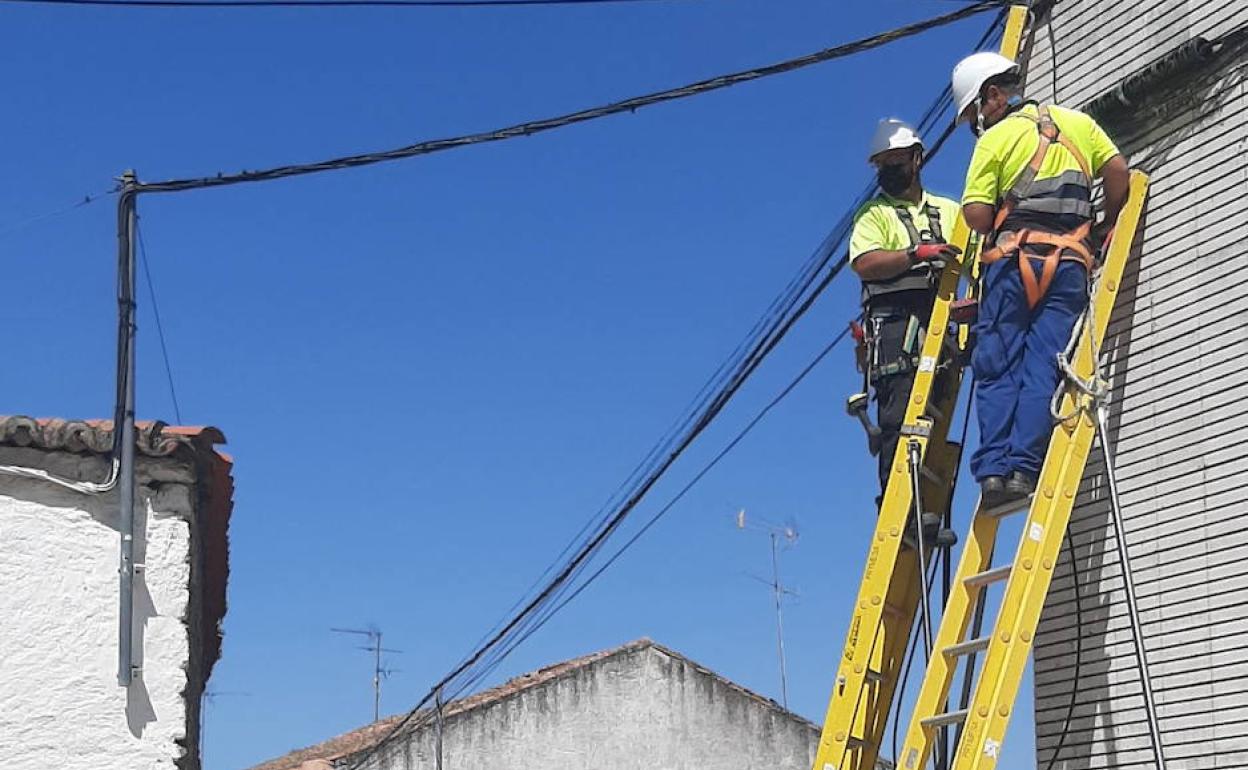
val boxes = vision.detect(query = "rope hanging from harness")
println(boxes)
[979,105,1096,310]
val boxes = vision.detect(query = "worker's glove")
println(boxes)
[908,243,962,268]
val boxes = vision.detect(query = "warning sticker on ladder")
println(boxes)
[984,738,1001,758]
[918,355,936,373]
[1029,522,1044,542]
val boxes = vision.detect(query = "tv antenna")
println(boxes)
[332,626,403,722]
[736,509,799,709]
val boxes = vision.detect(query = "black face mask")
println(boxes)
[877,163,914,196]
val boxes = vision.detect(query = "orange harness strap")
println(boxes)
[979,106,1095,310]
[985,223,1094,308]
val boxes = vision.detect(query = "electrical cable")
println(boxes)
[1036,11,1085,767]
[449,5,1009,757]
[527,326,850,630]
[890,557,942,765]
[1,0,692,6]
[1042,531,1082,770]
[131,1,1007,195]
[0,187,115,240]
[369,323,857,753]
[385,9,1010,758]
[136,221,184,425]
[182,7,1011,766]
[440,324,856,715]
[0,186,121,493]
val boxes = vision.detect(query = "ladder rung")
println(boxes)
[921,709,969,729]
[864,669,884,684]
[847,736,872,750]
[979,494,1033,518]
[943,636,991,658]
[921,466,945,486]
[964,564,1012,588]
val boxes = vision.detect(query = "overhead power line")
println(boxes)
[1,0,688,7]
[135,222,184,425]
[341,8,1010,766]
[91,1,1007,763]
[132,0,1005,194]
[0,188,115,240]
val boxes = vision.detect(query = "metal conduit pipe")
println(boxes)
[116,172,139,687]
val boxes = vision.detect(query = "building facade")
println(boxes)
[1024,4,1248,769]
[253,639,824,770]
[0,416,232,770]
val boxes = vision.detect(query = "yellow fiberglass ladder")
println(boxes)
[893,169,1150,770]
[809,7,1031,770]
[813,7,1164,770]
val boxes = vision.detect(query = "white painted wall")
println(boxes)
[0,448,201,770]
[354,643,819,770]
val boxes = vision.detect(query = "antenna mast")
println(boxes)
[332,626,403,722]
[736,509,799,709]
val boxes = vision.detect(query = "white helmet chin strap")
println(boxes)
[973,96,988,137]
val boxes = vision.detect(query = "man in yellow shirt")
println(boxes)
[849,119,961,502]
[951,52,1130,506]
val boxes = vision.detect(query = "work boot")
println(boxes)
[980,475,1007,508]
[903,512,957,550]
[1004,470,1037,501]
[928,512,958,548]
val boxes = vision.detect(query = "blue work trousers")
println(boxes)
[970,257,1088,481]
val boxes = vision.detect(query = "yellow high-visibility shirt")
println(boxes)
[962,103,1119,207]
[849,191,961,262]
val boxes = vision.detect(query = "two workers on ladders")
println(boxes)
[849,51,1130,510]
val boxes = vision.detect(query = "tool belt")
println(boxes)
[871,353,921,381]
[856,307,929,384]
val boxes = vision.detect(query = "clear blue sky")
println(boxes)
[1,2,1039,768]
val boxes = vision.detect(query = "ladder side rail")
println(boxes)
[892,171,1147,770]
[957,170,1149,770]
[814,214,972,770]
[812,8,1034,766]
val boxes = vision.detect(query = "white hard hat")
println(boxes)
[868,118,923,162]
[951,51,1020,121]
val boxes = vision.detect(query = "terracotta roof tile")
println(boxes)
[0,414,232,678]
[0,415,226,459]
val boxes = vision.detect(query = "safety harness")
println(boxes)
[979,105,1096,309]
[855,199,948,382]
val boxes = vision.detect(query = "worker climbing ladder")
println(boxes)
[893,169,1150,770]
[809,8,1031,770]
[812,5,1162,769]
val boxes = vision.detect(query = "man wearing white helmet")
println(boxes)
[950,52,1130,506]
[850,118,962,498]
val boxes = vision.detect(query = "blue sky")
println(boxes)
[1,2,1039,768]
